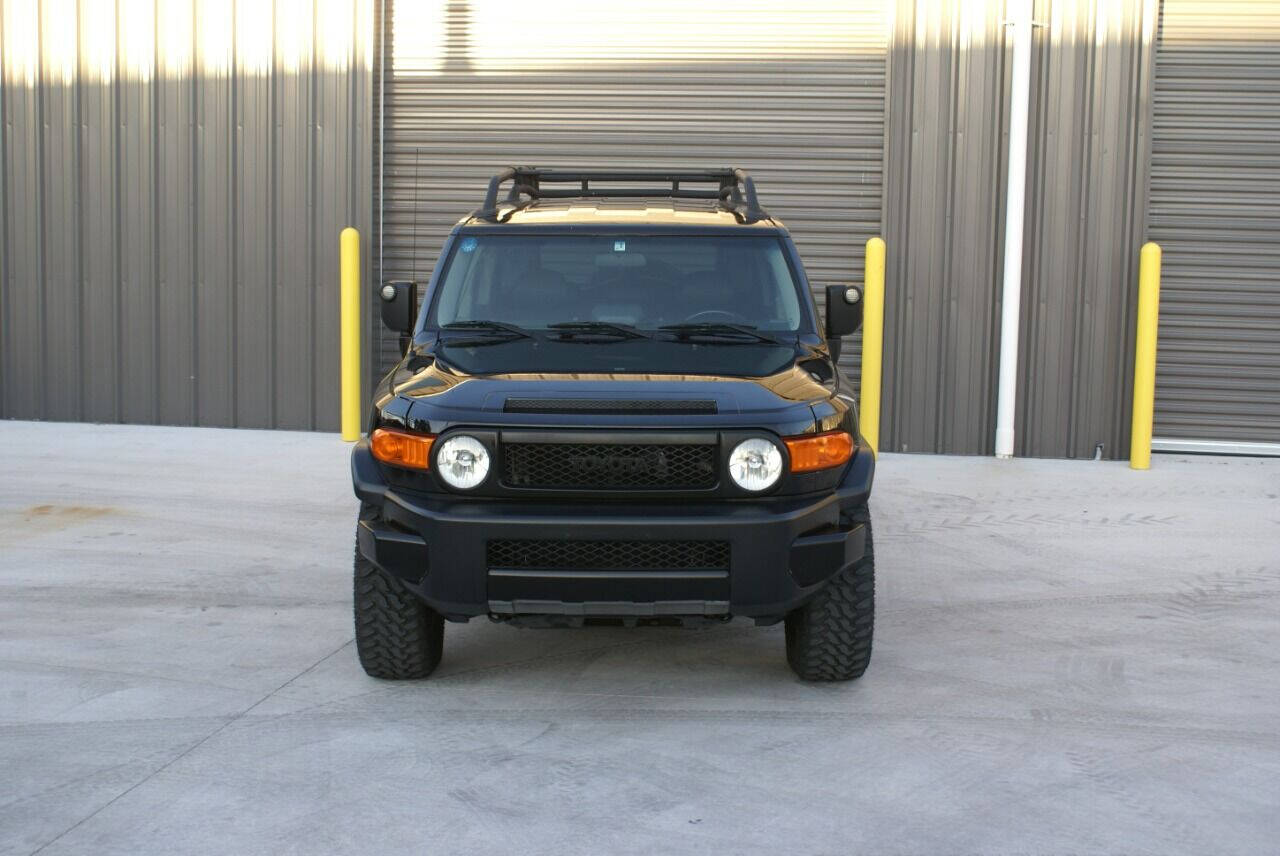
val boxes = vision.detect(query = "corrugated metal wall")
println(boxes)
[376,0,889,379]
[0,0,373,430]
[1147,0,1280,444]
[1018,0,1159,459]
[880,0,1157,457]
[6,0,1273,455]
[880,0,1009,455]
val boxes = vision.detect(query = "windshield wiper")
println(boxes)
[658,323,782,344]
[441,320,534,339]
[442,319,532,337]
[547,321,651,341]
[437,320,535,347]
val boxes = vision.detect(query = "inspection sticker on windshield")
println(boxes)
[460,237,478,253]
[613,240,626,252]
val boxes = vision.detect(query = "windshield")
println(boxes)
[429,234,807,332]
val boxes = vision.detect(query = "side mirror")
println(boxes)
[379,280,419,355]
[824,283,864,362]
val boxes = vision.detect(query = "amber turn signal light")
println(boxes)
[370,427,435,470]
[784,430,855,473]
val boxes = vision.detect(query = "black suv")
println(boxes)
[351,168,875,681]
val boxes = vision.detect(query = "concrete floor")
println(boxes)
[1,421,1278,856]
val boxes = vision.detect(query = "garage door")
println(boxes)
[375,0,888,376]
[1147,0,1280,451]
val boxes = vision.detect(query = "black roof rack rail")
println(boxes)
[475,167,768,224]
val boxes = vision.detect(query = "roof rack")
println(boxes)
[474,167,768,224]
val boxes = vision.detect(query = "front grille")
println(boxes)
[487,539,730,571]
[502,442,717,490]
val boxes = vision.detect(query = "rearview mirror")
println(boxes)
[380,280,419,355]
[825,283,864,362]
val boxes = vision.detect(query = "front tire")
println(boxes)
[353,536,444,679]
[784,504,875,681]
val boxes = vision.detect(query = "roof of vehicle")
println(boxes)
[459,197,784,229]
[457,167,785,231]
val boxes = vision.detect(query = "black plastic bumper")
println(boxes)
[352,443,873,622]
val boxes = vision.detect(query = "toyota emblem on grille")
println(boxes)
[565,449,666,477]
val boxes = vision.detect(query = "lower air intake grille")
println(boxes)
[487,540,730,571]
[502,442,717,490]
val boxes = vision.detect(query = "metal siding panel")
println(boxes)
[378,0,887,384]
[117,16,158,425]
[314,76,347,432]
[314,67,348,432]
[194,11,237,427]
[234,4,275,428]
[355,49,377,436]
[1148,0,1280,443]
[0,11,7,422]
[2,22,44,419]
[157,75,196,425]
[880,0,1154,459]
[79,76,121,423]
[881,0,1007,455]
[943,6,1009,456]
[315,3,373,433]
[1019,0,1157,459]
[274,1,315,429]
[40,9,80,421]
[1020,0,1082,459]
[0,0,371,430]
[0,16,6,421]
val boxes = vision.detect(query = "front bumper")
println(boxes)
[352,443,873,622]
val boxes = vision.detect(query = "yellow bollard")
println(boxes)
[1130,241,1162,469]
[859,237,887,456]
[340,227,362,442]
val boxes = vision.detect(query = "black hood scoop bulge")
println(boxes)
[502,398,718,415]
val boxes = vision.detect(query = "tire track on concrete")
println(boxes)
[0,585,345,611]
[963,485,1259,503]
[880,510,1178,537]
[229,707,1280,750]
[909,723,1037,797]
[1064,746,1207,853]
[879,566,1280,618]
[1159,565,1280,623]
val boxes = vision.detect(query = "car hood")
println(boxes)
[374,355,836,436]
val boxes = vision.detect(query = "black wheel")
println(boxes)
[784,504,875,681]
[353,533,444,680]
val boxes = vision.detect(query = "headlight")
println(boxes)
[435,435,490,489]
[728,438,783,491]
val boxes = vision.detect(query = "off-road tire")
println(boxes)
[784,504,875,681]
[353,538,444,679]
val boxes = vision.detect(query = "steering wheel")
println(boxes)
[627,274,672,293]
[683,309,750,324]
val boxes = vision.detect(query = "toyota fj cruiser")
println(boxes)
[351,168,875,681]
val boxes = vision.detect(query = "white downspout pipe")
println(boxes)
[995,0,1034,458]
